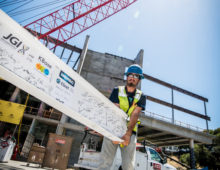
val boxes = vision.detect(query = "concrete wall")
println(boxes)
[80,50,135,97]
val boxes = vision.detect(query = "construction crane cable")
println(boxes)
[20,3,82,27]
[9,0,69,16]
[6,0,33,14]
[0,0,7,4]
[18,1,72,23]
[0,0,29,7]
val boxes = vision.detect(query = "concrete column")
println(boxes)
[21,119,37,156]
[29,119,37,134]
[9,87,20,102]
[134,49,144,67]
[37,102,46,117]
[77,35,90,74]
[189,139,196,169]
[134,49,144,90]
[56,114,68,135]
[56,35,90,135]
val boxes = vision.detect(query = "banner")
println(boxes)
[0,10,127,142]
[0,100,26,124]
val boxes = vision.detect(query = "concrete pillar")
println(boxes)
[134,49,144,90]
[134,49,144,67]
[29,119,37,134]
[9,87,20,102]
[189,139,196,169]
[37,102,46,117]
[77,35,90,74]
[56,114,68,135]
[21,119,37,157]
[56,35,90,135]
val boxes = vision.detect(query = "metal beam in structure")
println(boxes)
[67,50,74,64]
[26,28,82,53]
[147,95,210,120]
[144,73,208,102]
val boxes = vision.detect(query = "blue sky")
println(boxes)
[1,0,220,130]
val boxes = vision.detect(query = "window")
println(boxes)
[149,148,162,163]
[137,146,147,153]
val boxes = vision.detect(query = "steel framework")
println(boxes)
[25,0,137,49]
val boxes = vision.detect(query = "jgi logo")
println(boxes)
[2,33,29,55]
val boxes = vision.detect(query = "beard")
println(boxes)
[127,80,137,87]
[127,82,135,87]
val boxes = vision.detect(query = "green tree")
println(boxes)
[180,128,220,169]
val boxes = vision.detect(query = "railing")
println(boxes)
[144,110,204,132]
[144,73,210,132]
[24,106,62,121]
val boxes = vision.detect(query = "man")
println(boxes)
[98,64,146,170]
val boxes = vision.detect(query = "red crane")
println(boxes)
[25,0,137,49]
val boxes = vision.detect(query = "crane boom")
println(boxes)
[25,0,137,49]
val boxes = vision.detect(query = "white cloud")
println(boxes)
[133,10,140,19]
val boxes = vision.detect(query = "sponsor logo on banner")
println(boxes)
[36,63,50,76]
[1,33,29,54]
[56,78,69,90]
[56,78,61,84]
[38,56,52,69]
[59,71,75,87]
[35,56,52,76]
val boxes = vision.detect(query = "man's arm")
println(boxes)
[114,103,120,107]
[122,106,142,146]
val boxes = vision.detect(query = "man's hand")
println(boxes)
[112,141,121,144]
[121,133,131,146]
[112,133,131,146]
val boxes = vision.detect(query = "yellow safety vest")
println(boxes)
[118,86,142,132]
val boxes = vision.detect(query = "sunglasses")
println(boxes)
[127,74,140,79]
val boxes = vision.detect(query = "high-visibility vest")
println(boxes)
[118,86,142,132]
